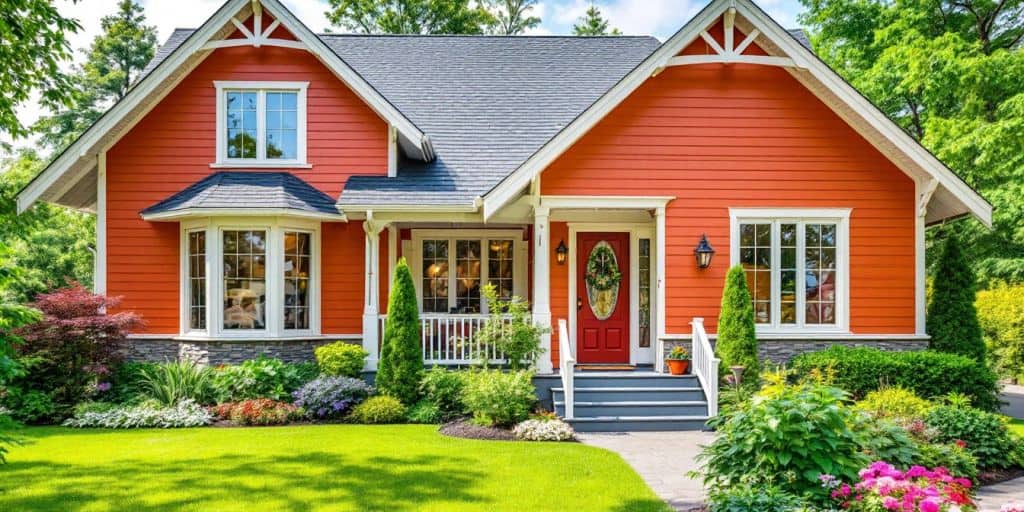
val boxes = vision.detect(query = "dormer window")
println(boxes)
[213,81,309,167]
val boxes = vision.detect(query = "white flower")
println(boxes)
[513,419,575,441]
[63,399,212,429]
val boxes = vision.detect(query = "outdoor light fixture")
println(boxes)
[555,240,568,265]
[694,233,715,269]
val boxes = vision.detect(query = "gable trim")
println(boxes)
[480,0,992,229]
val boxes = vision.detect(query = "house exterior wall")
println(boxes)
[105,43,388,335]
[540,62,917,337]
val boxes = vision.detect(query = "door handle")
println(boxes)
[577,298,583,311]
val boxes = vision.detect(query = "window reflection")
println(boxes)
[223,230,266,330]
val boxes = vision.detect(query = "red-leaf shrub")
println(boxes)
[210,399,299,426]
[5,283,143,422]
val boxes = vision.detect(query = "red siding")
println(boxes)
[106,42,388,334]
[541,61,916,335]
[549,221,569,367]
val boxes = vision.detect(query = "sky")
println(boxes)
[5,0,806,150]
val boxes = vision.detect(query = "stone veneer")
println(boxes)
[660,337,929,370]
[119,338,359,365]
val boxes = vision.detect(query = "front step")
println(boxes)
[573,372,699,388]
[567,415,710,432]
[553,386,706,402]
[555,400,708,417]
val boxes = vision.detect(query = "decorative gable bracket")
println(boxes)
[202,1,304,51]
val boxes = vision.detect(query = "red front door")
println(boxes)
[576,232,630,364]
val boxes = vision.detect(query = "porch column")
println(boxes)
[362,214,387,371]
[532,205,554,374]
[655,206,667,373]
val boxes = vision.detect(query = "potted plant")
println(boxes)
[666,346,691,375]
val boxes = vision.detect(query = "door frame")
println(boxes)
[568,222,655,366]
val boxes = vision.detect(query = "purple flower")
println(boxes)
[95,382,112,392]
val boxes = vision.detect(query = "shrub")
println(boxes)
[475,284,547,370]
[315,342,367,378]
[856,386,935,421]
[211,399,299,426]
[139,360,215,406]
[925,404,1020,469]
[406,400,443,424]
[419,366,466,421]
[106,361,158,404]
[9,284,143,421]
[1,386,55,423]
[513,419,575,441]
[976,282,1024,382]
[698,381,869,506]
[860,418,921,469]
[707,484,812,512]
[349,395,406,424]
[62,399,212,428]
[827,462,976,511]
[292,376,372,420]
[790,346,1001,411]
[72,401,118,416]
[376,258,423,405]
[461,370,536,427]
[211,356,317,403]
[0,408,20,464]
[928,237,985,362]
[916,441,979,483]
[716,265,760,375]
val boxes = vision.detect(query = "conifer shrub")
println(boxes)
[376,258,423,405]
[715,265,760,375]
[927,236,985,362]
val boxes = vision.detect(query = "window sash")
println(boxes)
[215,82,307,165]
[419,237,517,314]
[186,230,207,332]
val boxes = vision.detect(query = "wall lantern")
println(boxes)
[555,240,568,265]
[694,233,715,269]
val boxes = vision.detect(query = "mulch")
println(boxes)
[438,419,516,441]
[980,466,1024,486]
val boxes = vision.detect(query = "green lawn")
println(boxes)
[1010,418,1024,437]
[0,425,669,512]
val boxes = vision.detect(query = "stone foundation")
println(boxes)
[659,337,929,370]
[120,337,359,365]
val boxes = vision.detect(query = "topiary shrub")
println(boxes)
[716,265,760,375]
[790,346,1000,411]
[419,366,466,421]
[927,236,985,362]
[315,341,367,378]
[924,404,1020,469]
[461,370,536,427]
[376,258,423,405]
[349,395,406,424]
[976,282,1024,382]
[855,386,934,422]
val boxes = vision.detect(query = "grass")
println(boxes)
[1010,418,1024,437]
[0,425,669,512]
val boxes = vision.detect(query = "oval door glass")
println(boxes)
[586,241,620,320]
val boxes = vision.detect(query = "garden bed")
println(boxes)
[439,419,516,441]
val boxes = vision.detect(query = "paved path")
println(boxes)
[977,476,1024,511]
[578,431,714,511]
[1001,384,1024,419]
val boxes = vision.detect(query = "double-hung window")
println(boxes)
[214,82,308,166]
[414,231,524,314]
[730,209,850,332]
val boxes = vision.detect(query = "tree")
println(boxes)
[34,0,157,152]
[798,0,1024,284]
[0,0,81,140]
[572,5,621,36]
[325,0,495,34]
[486,0,541,35]
[928,235,986,361]
[716,265,760,375]
[0,244,40,386]
[376,258,423,405]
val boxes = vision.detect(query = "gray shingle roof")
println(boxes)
[141,172,341,217]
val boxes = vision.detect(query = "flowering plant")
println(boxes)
[513,419,575,441]
[209,399,300,426]
[292,376,372,420]
[1000,504,1024,512]
[825,461,976,512]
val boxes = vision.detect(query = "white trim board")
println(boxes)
[480,0,991,228]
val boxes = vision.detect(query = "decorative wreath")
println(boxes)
[585,243,622,292]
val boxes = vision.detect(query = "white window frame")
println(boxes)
[180,217,321,338]
[213,81,309,168]
[729,208,851,334]
[408,229,528,315]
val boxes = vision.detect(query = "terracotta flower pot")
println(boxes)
[667,359,690,375]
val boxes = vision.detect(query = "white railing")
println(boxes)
[690,317,721,417]
[557,319,574,419]
[377,314,509,365]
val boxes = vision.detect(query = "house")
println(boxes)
[17,0,991,430]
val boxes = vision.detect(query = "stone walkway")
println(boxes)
[577,431,713,511]
[977,476,1024,511]
[1001,384,1024,419]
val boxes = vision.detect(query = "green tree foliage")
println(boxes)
[799,0,1024,284]
[927,236,986,361]
[0,245,40,386]
[34,0,157,152]
[975,282,1024,381]
[572,5,621,36]
[0,0,80,139]
[376,258,423,405]
[485,0,541,35]
[474,283,547,370]
[716,265,760,374]
[326,0,495,34]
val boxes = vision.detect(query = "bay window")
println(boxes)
[182,219,318,337]
[730,209,849,332]
[214,82,308,166]
[413,231,525,314]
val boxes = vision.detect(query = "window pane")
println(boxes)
[223,230,266,330]
[188,231,206,330]
[225,91,257,159]
[804,223,838,325]
[422,240,449,313]
[780,224,797,325]
[487,240,515,308]
[283,232,311,330]
[456,240,481,313]
[739,222,772,324]
[265,91,298,160]
[639,239,651,348]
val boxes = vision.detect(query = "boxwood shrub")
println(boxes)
[790,346,1000,411]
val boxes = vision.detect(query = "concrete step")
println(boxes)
[566,415,710,432]
[555,400,708,417]
[552,386,706,402]
[571,372,700,388]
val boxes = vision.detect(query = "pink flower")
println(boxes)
[920,498,940,512]
[882,496,900,510]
